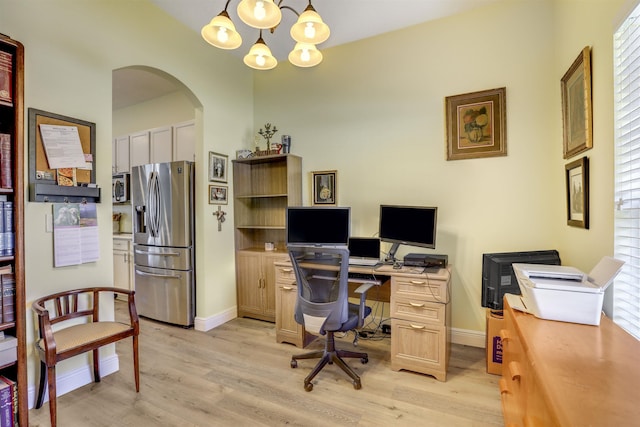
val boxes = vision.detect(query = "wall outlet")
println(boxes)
[382,324,391,334]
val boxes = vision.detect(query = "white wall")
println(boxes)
[0,0,252,405]
[253,0,625,332]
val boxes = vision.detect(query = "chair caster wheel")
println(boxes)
[291,360,298,368]
[361,356,368,364]
[304,382,313,392]
[353,380,362,390]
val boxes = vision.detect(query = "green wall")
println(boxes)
[253,0,625,332]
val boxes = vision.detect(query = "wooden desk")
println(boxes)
[500,298,640,425]
[274,261,452,381]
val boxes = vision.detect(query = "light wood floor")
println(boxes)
[29,302,503,426]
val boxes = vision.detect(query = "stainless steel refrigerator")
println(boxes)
[131,160,195,327]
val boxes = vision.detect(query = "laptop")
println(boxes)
[348,237,381,266]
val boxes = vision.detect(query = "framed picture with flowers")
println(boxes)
[445,87,507,160]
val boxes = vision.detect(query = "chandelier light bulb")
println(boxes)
[304,22,316,39]
[256,55,266,67]
[217,27,229,43]
[254,1,266,20]
[301,48,310,62]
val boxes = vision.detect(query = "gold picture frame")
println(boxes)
[208,185,228,205]
[561,46,592,159]
[565,156,589,229]
[311,170,337,206]
[445,87,507,160]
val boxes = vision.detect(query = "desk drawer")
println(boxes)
[391,297,445,325]
[391,276,448,303]
[113,238,130,251]
[275,265,296,283]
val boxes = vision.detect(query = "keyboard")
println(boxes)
[347,272,383,285]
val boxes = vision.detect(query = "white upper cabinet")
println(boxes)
[173,120,195,162]
[150,126,173,164]
[113,135,131,174]
[114,121,195,173]
[129,130,150,168]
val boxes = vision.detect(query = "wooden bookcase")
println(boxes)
[232,154,302,321]
[0,33,27,426]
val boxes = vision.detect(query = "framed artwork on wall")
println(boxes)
[445,87,507,160]
[565,156,589,229]
[311,170,337,205]
[208,185,228,204]
[561,46,592,159]
[209,151,228,182]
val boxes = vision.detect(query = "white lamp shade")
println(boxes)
[244,39,278,70]
[288,42,323,67]
[201,12,242,49]
[290,6,330,44]
[237,0,282,29]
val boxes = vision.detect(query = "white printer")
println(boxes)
[508,256,625,326]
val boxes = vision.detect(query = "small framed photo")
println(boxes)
[445,87,507,161]
[311,170,337,206]
[561,46,592,159]
[208,185,228,204]
[565,156,589,229]
[209,151,228,182]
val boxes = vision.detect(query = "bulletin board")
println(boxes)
[28,108,100,203]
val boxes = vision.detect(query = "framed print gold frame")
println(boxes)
[445,87,506,160]
[311,170,337,206]
[565,156,589,229]
[561,46,592,159]
[208,185,228,204]
[208,151,228,182]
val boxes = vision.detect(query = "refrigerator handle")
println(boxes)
[135,269,182,280]
[134,205,146,233]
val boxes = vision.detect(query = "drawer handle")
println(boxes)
[281,268,293,273]
[410,324,425,329]
[409,302,425,308]
[410,280,426,285]
[508,361,522,381]
[499,329,512,343]
[282,286,294,291]
[499,378,509,395]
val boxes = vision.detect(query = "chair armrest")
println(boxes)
[354,283,375,328]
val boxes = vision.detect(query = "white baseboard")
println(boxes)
[451,327,485,348]
[28,353,120,409]
[193,306,237,332]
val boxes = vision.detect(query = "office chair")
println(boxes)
[288,246,374,391]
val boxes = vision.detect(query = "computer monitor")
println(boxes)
[286,207,351,248]
[379,205,437,263]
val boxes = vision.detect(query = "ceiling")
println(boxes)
[113,0,496,110]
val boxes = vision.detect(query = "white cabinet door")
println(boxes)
[130,131,150,167]
[114,135,130,173]
[150,126,173,164]
[173,120,195,162]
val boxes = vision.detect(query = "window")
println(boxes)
[614,2,640,340]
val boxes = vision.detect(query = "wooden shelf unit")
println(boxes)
[232,154,302,321]
[0,33,27,426]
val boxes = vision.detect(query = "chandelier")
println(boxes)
[201,0,330,70]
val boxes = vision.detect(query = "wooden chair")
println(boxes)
[32,287,140,427]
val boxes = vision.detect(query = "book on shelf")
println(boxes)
[0,377,12,427]
[0,202,13,257]
[0,275,13,324]
[0,51,12,107]
[0,134,11,190]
